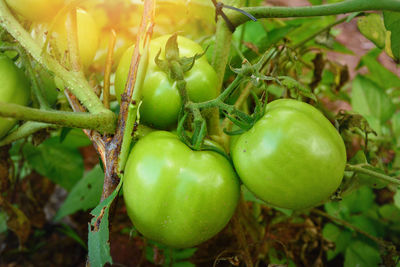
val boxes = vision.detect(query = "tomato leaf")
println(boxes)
[325,186,375,218]
[357,13,386,49]
[58,128,92,148]
[88,180,122,267]
[23,137,84,191]
[351,75,396,128]
[322,223,352,260]
[378,204,400,223]
[358,48,400,89]
[344,241,381,267]
[383,11,400,60]
[54,165,104,221]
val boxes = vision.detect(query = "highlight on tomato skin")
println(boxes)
[231,99,347,211]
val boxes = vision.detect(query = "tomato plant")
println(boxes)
[1,0,400,266]
[231,99,347,210]
[115,34,218,129]
[0,54,30,139]
[5,0,63,21]
[123,131,240,248]
[53,8,100,69]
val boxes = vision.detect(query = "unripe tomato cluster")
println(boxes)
[2,0,347,249]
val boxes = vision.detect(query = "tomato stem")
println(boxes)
[0,121,52,146]
[346,164,400,186]
[0,102,116,133]
[230,0,400,26]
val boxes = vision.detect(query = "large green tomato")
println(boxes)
[231,99,346,210]
[115,35,218,129]
[53,8,100,69]
[0,55,30,139]
[123,131,240,248]
[5,0,64,22]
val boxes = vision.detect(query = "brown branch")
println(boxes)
[101,0,155,201]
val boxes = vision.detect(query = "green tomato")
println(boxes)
[5,0,63,22]
[115,35,218,129]
[123,131,240,248]
[231,99,347,210]
[0,55,30,139]
[53,8,100,69]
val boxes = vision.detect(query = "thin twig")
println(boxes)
[311,209,391,248]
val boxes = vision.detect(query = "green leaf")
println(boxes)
[322,222,342,242]
[357,13,386,49]
[352,75,396,126]
[88,181,122,267]
[23,137,84,191]
[348,215,382,237]
[59,128,92,148]
[322,223,353,260]
[54,165,104,221]
[344,241,381,267]
[325,186,374,218]
[379,204,400,223]
[383,11,400,60]
[358,49,400,89]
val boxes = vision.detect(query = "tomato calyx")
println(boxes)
[154,34,212,150]
[154,33,207,83]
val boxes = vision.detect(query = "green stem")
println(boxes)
[0,0,111,116]
[0,102,115,133]
[230,0,400,26]
[346,164,400,186]
[0,122,53,146]
[209,0,244,136]
[187,74,243,110]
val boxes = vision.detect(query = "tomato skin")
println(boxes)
[231,99,347,210]
[0,55,30,139]
[115,35,218,129]
[5,0,63,22]
[53,8,100,69]
[123,131,240,248]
